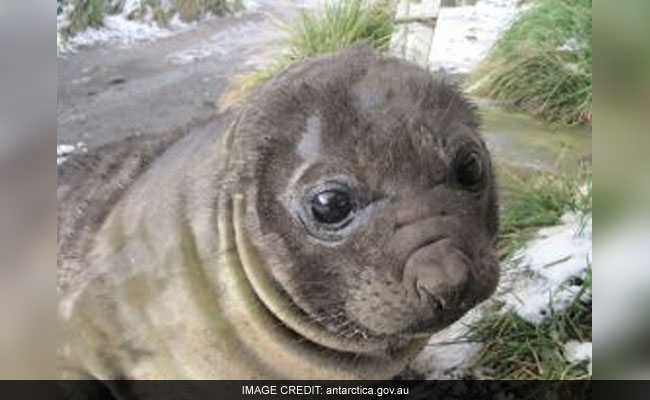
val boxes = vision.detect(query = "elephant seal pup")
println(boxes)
[57,48,499,380]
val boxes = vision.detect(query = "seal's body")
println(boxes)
[57,49,499,380]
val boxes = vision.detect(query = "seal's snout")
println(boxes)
[399,239,473,336]
[404,240,470,307]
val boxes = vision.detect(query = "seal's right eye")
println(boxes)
[311,189,354,225]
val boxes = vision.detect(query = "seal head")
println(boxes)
[225,48,499,352]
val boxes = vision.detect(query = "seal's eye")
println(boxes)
[311,189,354,225]
[453,150,484,190]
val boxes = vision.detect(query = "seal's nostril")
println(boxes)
[415,280,445,309]
[404,243,471,312]
[429,295,444,311]
[436,296,446,310]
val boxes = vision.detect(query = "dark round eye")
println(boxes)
[311,189,354,225]
[454,150,484,189]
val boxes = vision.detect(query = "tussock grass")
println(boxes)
[61,0,106,37]
[470,0,592,125]
[221,0,395,109]
[469,167,592,380]
[469,292,592,380]
[125,0,166,24]
[469,256,592,381]
[173,0,242,22]
[497,167,591,260]
[286,0,394,58]
[126,0,242,24]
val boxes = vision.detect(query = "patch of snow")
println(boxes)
[242,0,322,12]
[57,142,87,166]
[58,14,192,56]
[429,0,519,74]
[57,3,74,55]
[57,144,75,156]
[410,308,484,379]
[500,213,591,325]
[243,0,269,11]
[558,38,583,53]
[122,0,143,16]
[563,341,592,374]
[57,0,195,57]
[521,213,591,283]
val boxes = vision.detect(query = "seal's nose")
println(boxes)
[403,239,470,307]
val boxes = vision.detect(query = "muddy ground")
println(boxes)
[57,2,301,147]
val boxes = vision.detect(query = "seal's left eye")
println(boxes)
[311,189,353,225]
[453,150,484,190]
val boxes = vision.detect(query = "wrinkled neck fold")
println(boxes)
[214,194,426,379]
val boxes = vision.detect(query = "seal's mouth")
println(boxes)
[334,232,481,339]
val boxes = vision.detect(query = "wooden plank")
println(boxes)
[390,0,441,68]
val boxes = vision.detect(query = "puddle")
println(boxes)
[479,100,592,174]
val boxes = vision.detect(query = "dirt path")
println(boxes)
[57,2,300,147]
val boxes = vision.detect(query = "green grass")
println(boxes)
[286,0,394,58]
[124,0,171,25]
[469,0,592,125]
[467,167,592,380]
[173,0,243,22]
[61,0,106,37]
[469,258,592,380]
[496,167,591,260]
[468,291,592,380]
[125,0,242,24]
[221,0,395,108]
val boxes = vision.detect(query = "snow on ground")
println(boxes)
[410,308,485,379]
[59,0,269,56]
[500,213,592,324]
[563,341,592,374]
[58,13,192,56]
[57,142,87,166]
[242,0,277,11]
[429,0,519,74]
[410,211,592,378]
[57,1,312,57]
